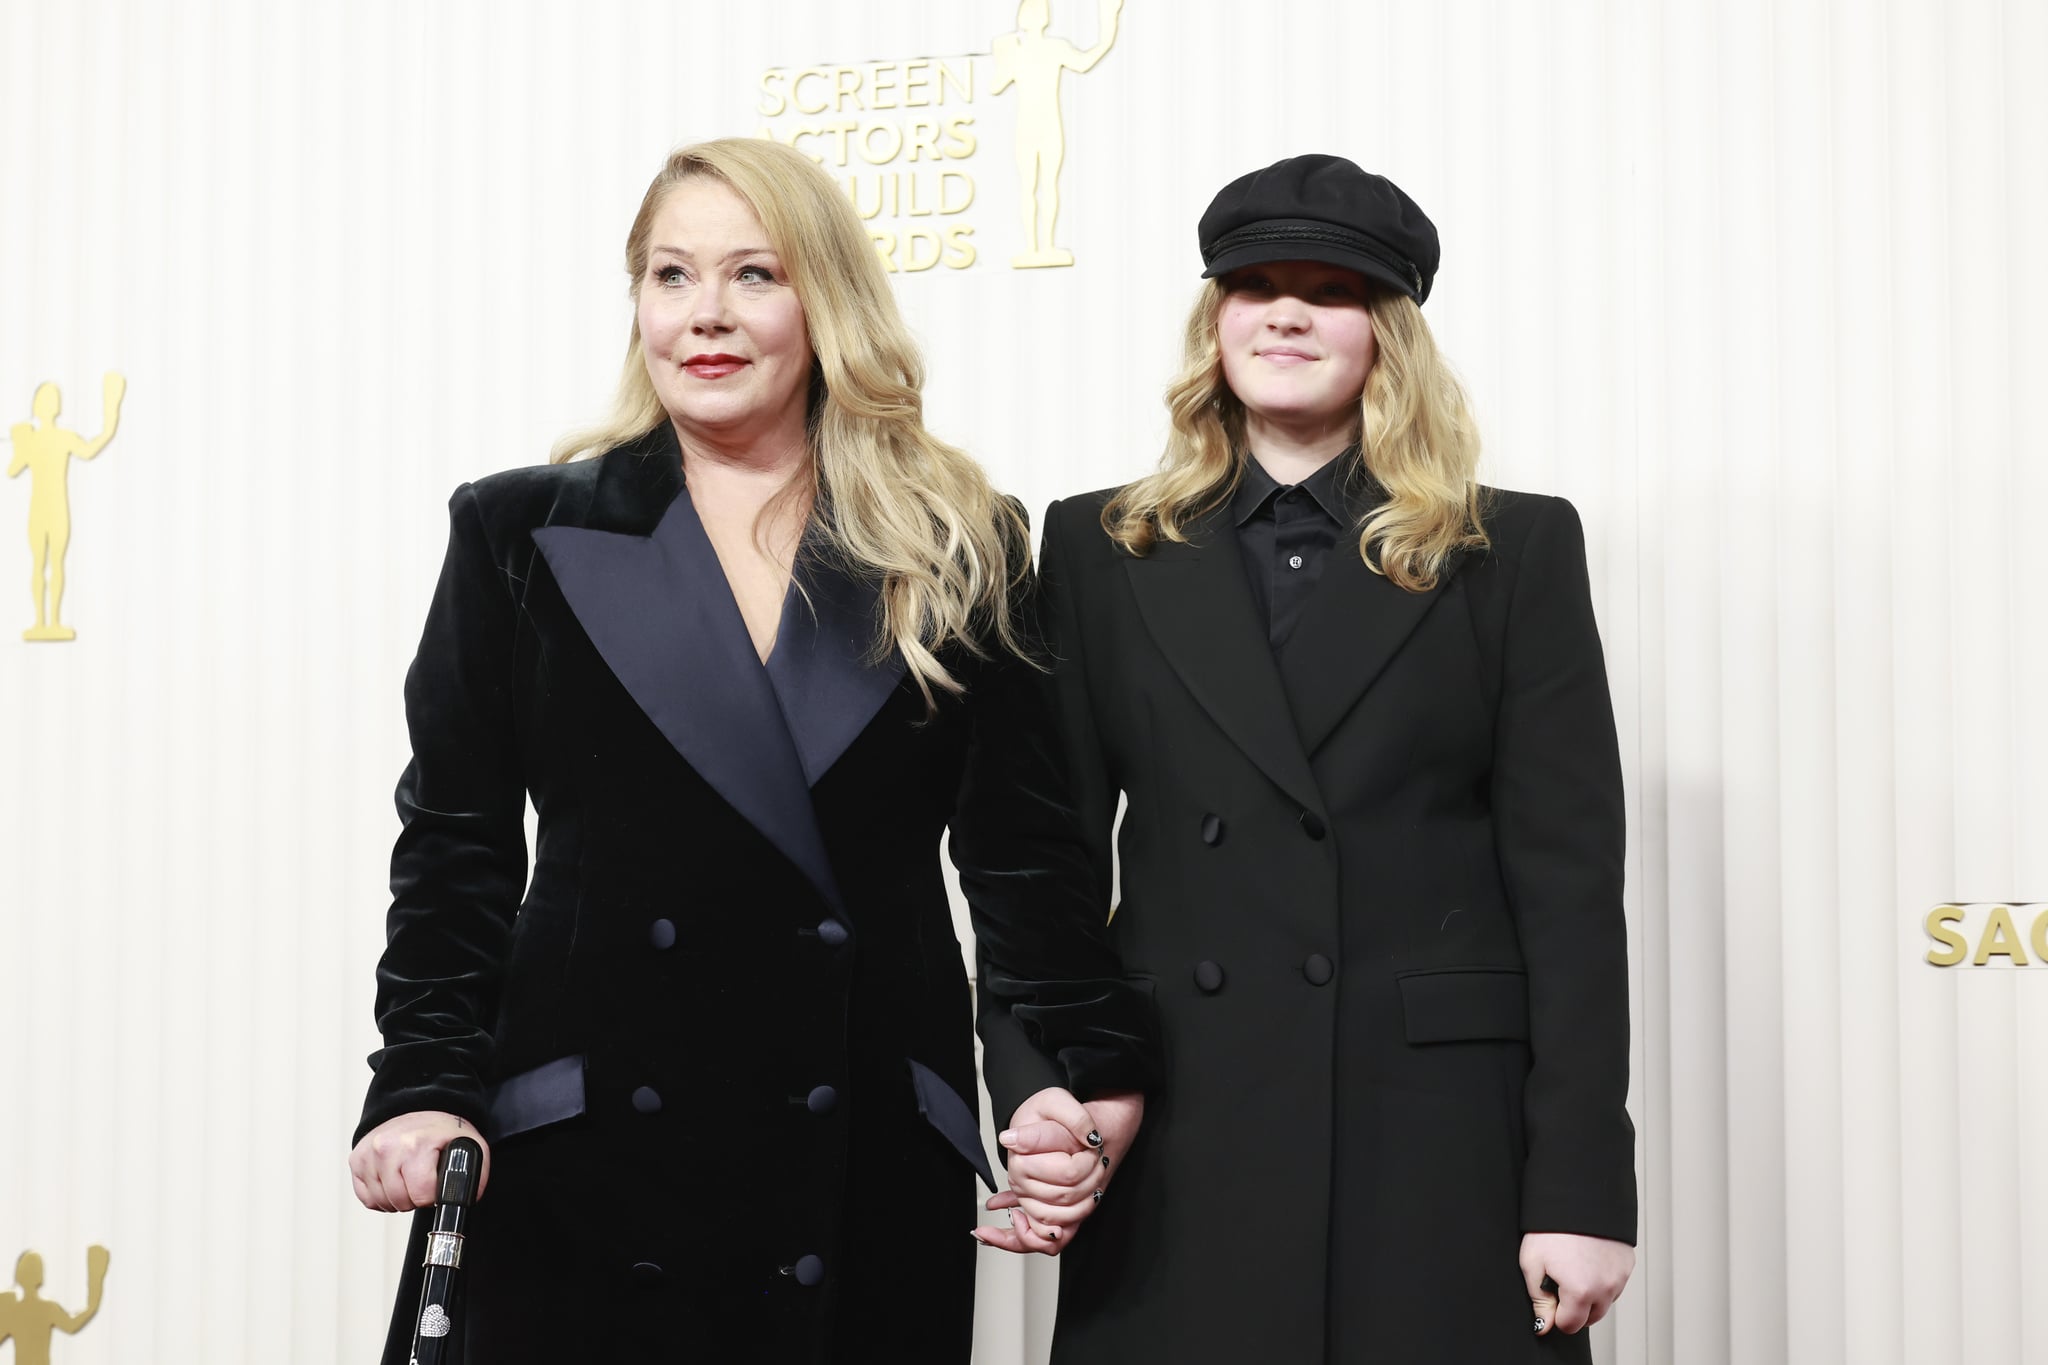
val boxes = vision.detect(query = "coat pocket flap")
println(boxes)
[1396,969,1530,1043]
[907,1057,996,1191]
[485,1054,587,1141]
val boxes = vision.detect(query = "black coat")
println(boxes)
[357,427,1155,1364]
[979,484,1637,1365]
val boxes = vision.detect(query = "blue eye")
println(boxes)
[736,264,778,285]
[653,264,688,286]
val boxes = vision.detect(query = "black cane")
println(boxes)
[407,1136,482,1365]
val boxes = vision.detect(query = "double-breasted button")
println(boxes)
[630,1261,664,1288]
[1302,953,1335,986]
[1200,813,1224,846]
[806,1084,839,1115]
[631,1085,663,1114]
[648,918,677,950]
[1299,810,1328,841]
[816,918,850,947]
[793,1254,825,1287]
[1193,960,1225,994]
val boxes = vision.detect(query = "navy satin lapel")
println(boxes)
[1278,543,1459,754]
[765,554,907,786]
[532,492,845,911]
[1123,515,1324,817]
[908,1058,997,1190]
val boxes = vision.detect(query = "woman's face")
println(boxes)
[1216,260,1378,435]
[638,178,813,450]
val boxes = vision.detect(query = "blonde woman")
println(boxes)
[975,155,1637,1363]
[346,138,1155,1363]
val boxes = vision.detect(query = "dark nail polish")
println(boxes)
[1533,1319,1546,1334]
[1085,1130,1103,1149]
[1101,1155,1111,1168]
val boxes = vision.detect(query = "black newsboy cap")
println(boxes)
[1198,154,1439,304]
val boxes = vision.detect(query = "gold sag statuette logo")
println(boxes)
[1924,903,2048,967]
[992,0,1125,268]
[6,374,126,642]
[757,0,1125,273]
[0,1247,110,1365]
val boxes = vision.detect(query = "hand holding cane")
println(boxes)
[408,1136,481,1365]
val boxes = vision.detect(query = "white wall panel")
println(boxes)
[1,2,2042,1362]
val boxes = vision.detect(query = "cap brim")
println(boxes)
[1201,240,1421,302]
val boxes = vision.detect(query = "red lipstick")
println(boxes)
[683,353,748,378]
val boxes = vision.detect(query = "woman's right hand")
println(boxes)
[349,1110,491,1212]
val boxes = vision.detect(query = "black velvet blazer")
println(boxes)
[980,483,1636,1365]
[357,426,1155,1364]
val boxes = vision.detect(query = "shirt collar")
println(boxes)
[1229,445,1368,526]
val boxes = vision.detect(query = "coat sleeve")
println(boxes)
[354,483,528,1144]
[1490,496,1638,1243]
[954,499,1157,1115]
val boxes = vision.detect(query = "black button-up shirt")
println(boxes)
[1229,449,1366,650]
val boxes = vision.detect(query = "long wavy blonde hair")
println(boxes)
[1104,280,1488,591]
[552,138,1028,704]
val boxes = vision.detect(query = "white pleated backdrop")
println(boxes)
[1,2,2042,1362]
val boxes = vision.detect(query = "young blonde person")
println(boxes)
[976,154,1636,1364]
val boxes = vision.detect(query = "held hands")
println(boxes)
[1522,1232,1634,1336]
[349,1110,492,1212]
[973,1087,1143,1256]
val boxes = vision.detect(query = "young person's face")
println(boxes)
[1216,260,1378,433]
[637,178,813,449]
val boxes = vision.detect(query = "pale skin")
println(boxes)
[972,1087,1143,1254]
[1217,260,1379,483]
[990,261,1635,1337]
[351,176,818,1210]
[637,177,816,656]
